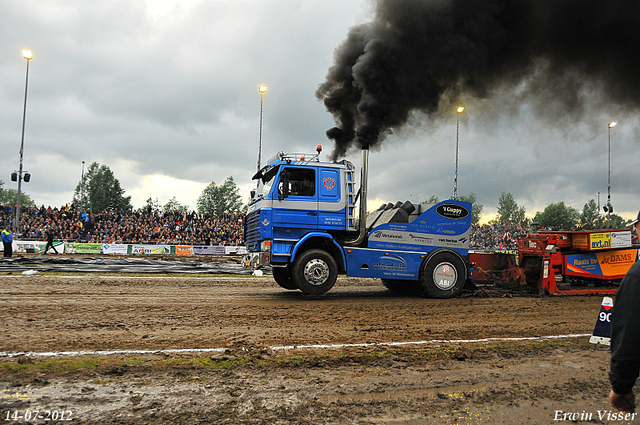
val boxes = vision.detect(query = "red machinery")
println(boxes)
[470,229,639,295]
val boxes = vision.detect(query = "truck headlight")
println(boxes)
[260,241,271,252]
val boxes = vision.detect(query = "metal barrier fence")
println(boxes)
[1,241,247,256]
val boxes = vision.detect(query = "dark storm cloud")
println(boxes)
[317,0,640,160]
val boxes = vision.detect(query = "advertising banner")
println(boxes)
[130,244,173,255]
[226,246,247,255]
[102,244,128,255]
[571,233,589,250]
[175,245,193,256]
[588,232,612,250]
[193,246,226,255]
[572,231,632,251]
[13,241,45,253]
[611,231,632,248]
[566,248,637,279]
[66,243,102,254]
[38,241,65,254]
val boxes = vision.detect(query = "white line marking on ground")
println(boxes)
[268,334,591,350]
[0,334,591,358]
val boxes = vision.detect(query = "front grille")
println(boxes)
[244,210,261,250]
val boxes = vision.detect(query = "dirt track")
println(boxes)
[0,273,632,424]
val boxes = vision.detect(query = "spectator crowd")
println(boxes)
[470,224,530,251]
[2,204,532,250]
[1,204,245,246]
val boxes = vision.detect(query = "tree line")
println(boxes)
[69,162,245,215]
[423,191,629,229]
[3,162,631,229]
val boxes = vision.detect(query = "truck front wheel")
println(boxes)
[419,252,465,299]
[272,266,298,290]
[292,249,338,296]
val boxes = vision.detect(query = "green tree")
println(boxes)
[533,202,580,229]
[0,180,35,207]
[514,206,530,227]
[421,195,440,205]
[458,193,483,225]
[197,176,244,216]
[163,197,189,214]
[606,213,629,229]
[72,162,132,213]
[141,197,161,215]
[496,192,525,225]
[580,199,600,229]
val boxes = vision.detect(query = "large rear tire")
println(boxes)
[292,249,338,296]
[272,266,298,290]
[418,252,466,299]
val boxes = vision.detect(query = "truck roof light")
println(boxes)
[316,145,322,153]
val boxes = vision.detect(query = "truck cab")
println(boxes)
[245,147,473,298]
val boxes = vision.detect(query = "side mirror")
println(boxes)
[278,170,290,201]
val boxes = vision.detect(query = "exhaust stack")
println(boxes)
[346,148,368,246]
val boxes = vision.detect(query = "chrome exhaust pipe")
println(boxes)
[346,148,368,246]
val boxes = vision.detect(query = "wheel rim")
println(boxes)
[432,262,458,290]
[303,258,330,286]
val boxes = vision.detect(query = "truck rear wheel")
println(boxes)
[292,249,338,296]
[272,266,298,290]
[419,252,465,299]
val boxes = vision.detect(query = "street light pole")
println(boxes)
[257,85,267,172]
[607,121,617,228]
[453,105,464,200]
[81,161,85,210]
[596,192,601,229]
[15,49,33,232]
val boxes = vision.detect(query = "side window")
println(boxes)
[286,168,315,197]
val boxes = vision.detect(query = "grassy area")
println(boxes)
[0,338,600,377]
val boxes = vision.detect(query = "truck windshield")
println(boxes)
[254,165,279,201]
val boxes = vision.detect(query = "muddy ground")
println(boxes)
[0,271,634,424]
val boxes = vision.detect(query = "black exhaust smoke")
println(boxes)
[316,0,640,161]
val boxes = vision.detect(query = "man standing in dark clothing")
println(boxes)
[44,228,58,254]
[609,211,640,413]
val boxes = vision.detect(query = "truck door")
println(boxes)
[317,168,345,230]
[272,167,318,231]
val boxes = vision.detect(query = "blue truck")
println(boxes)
[244,146,473,298]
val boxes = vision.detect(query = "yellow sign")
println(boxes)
[572,232,612,251]
[590,232,611,250]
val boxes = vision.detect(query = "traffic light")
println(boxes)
[11,172,17,182]
[23,173,30,182]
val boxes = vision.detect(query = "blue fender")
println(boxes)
[291,232,346,269]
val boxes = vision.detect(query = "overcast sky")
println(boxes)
[1,0,638,223]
